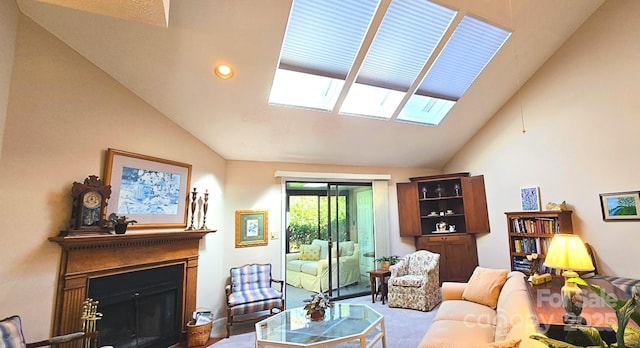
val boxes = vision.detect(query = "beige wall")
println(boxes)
[445,0,640,279]
[0,12,437,340]
[4,0,640,342]
[0,14,226,341]
[0,0,18,162]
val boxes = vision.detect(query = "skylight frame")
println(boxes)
[269,0,512,126]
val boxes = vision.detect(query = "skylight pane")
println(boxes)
[269,69,344,111]
[398,96,456,125]
[340,83,405,119]
[355,0,456,91]
[279,0,380,79]
[416,15,511,99]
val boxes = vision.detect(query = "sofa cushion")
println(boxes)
[299,244,321,261]
[463,267,508,309]
[300,261,319,276]
[389,275,426,288]
[339,241,355,256]
[418,319,496,348]
[434,300,497,327]
[487,339,521,348]
[0,315,26,348]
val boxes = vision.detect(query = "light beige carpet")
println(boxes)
[210,295,438,348]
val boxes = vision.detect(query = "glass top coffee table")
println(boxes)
[255,303,386,348]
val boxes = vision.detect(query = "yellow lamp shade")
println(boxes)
[543,234,594,272]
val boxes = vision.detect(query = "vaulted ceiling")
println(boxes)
[16,0,604,168]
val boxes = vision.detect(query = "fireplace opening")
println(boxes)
[88,264,184,348]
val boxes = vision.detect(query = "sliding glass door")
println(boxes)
[285,182,374,303]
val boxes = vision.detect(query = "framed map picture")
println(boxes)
[520,187,541,211]
[235,210,268,247]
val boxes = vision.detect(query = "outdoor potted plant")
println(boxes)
[107,213,137,234]
[375,255,400,271]
[303,292,333,321]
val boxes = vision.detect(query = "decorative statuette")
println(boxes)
[200,190,209,230]
[186,188,198,231]
[453,183,461,196]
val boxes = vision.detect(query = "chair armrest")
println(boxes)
[271,279,284,292]
[442,282,467,301]
[26,331,97,348]
[225,284,232,297]
[286,252,300,263]
[390,260,407,278]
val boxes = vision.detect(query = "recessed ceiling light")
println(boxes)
[214,64,234,79]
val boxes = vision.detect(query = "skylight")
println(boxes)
[269,0,511,126]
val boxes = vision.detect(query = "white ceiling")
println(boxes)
[16,0,604,168]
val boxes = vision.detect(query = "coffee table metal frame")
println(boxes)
[255,303,386,348]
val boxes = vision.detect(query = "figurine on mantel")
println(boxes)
[186,188,210,231]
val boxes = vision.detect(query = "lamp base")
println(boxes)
[562,314,587,325]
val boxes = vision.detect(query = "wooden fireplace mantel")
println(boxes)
[49,230,213,339]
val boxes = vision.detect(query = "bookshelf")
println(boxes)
[505,210,573,275]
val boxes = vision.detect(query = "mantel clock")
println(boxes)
[68,175,112,235]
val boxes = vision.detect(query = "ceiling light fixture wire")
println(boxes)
[509,0,526,134]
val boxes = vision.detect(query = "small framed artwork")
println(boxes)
[520,187,541,211]
[235,210,268,247]
[599,191,640,221]
[104,148,192,229]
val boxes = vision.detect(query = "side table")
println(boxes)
[368,269,391,304]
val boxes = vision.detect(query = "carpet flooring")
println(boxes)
[209,295,438,348]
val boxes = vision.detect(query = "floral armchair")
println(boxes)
[387,250,441,311]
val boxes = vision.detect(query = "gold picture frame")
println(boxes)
[235,210,268,247]
[104,148,192,229]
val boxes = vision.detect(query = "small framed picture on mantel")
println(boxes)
[520,187,541,211]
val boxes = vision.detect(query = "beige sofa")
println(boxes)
[286,239,360,293]
[419,271,546,348]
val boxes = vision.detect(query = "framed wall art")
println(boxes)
[235,210,268,247]
[104,148,192,228]
[520,187,541,211]
[599,191,640,221]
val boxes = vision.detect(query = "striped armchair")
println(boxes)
[387,250,441,311]
[225,263,284,338]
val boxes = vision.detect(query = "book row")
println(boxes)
[512,237,551,255]
[509,217,561,234]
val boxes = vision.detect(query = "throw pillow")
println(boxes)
[462,267,508,309]
[299,244,321,261]
[0,315,26,348]
[339,241,355,257]
[487,339,521,348]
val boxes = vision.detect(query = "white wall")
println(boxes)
[445,0,640,279]
[0,0,18,162]
[0,14,226,341]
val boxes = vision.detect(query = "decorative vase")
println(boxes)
[310,310,325,321]
[114,224,127,235]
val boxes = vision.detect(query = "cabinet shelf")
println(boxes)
[419,196,462,201]
[421,214,463,219]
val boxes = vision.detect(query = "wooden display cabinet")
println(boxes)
[397,173,490,236]
[397,172,489,282]
[505,210,573,275]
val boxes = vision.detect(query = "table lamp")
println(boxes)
[543,234,595,324]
